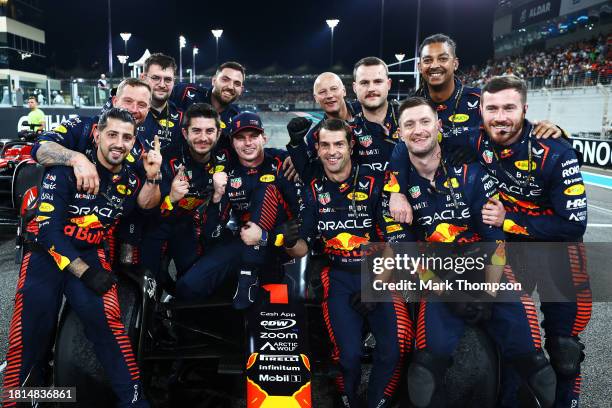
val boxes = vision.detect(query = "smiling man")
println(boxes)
[287,71,361,181]
[286,118,411,408]
[2,108,161,408]
[174,112,300,310]
[140,103,230,290]
[171,61,245,146]
[140,53,183,151]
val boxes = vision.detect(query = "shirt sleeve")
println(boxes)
[503,149,587,240]
[299,182,319,246]
[385,142,409,194]
[376,188,416,243]
[35,166,82,270]
[466,164,506,242]
[32,118,89,161]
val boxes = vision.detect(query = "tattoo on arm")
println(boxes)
[36,142,77,166]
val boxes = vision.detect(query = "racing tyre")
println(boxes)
[54,275,142,408]
[12,160,43,210]
[445,325,500,407]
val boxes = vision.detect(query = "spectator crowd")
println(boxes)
[463,33,611,89]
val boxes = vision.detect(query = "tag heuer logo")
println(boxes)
[230,177,242,188]
[318,192,331,205]
[359,135,372,147]
[482,150,493,164]
[409,186,421,199]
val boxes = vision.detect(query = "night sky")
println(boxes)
[44,0,497,76]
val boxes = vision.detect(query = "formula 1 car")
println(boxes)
[0,122,41,229]
[51,256,506,408]
[10,164,530,407]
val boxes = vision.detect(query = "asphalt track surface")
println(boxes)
[0,134,610,406]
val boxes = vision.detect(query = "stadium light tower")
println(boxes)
[117,55,129,78]
[413,0,422,86]
[379,0,385,57]
[192,46,199,83]
[120,32,131,57]
[179,35,186,82]
[395,53,405,99]
[212,29,223,66]
[107,0,113,76]
[326,19,339,68]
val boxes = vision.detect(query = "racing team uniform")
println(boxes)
[100,95,184,157]
[444,122,591,407]
[170,83,241,148]
[415,77,482,137]
[385,159,550,407]
[289,100,399,182]
[32,104,183,265]
[175,148,298,302]
[3,161,149,407]
[140,140,231,291]
[303,100,362,160]
[300,163,412,408]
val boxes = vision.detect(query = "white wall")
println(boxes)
[527,85,611,136]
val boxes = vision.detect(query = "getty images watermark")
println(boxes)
[360,242,603,303]
[370,252,522,294]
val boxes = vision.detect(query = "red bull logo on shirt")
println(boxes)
[426,223,468,242]
[499,191,540,210]
[325,232,370,251]
[503,219,529,236]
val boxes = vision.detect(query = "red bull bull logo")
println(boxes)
[325,232,370,251]
[178,197,205,210]
[426,223,468,242]
[499,191,539,210]
[69,214,104,229]
[503,219,529,236]
[48,246,70,270]
[384,172,400,193]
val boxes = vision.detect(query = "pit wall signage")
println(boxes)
[572,138,612,169]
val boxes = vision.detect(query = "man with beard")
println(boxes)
[287,57,399,181]
[386,97,556,408]
[32,78,158,197]
[474,76,590,408]
[2,108,162,407]
[140,103,229,290]
[171,61,244,146]
[175,112,299,310]
[286,72,360,181]
[31,79,161,263]
[285,118,411,408]
[388,33,563,224]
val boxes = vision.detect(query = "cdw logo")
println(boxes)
[261,319,297,331]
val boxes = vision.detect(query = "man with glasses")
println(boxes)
[140,53,183,151]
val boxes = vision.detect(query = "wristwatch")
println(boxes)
[146,172,162,185]
[258,230,268,247]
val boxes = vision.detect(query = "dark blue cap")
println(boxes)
[229,111,264,137]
